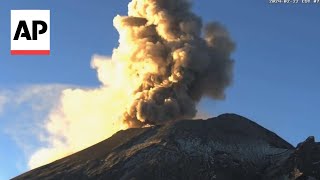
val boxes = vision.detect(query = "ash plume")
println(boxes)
[28,0,235,168]
[116,0,235,127]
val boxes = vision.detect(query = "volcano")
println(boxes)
[13,114,320,180]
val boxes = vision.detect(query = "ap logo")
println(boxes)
[11,10,50,55]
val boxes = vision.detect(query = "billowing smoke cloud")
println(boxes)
[116,0,235,127]
[29,0,235,168]
[28,59,130,168]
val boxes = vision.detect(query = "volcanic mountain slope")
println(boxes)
[13,114,320,180]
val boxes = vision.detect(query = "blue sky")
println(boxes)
[1,0,320,179]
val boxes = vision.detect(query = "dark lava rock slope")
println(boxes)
[13,114,320,180]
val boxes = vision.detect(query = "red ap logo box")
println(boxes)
[11,10,50,55]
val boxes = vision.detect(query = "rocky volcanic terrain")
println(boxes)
[13,114,320,180]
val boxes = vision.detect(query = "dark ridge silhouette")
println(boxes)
[13,114,320,180]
